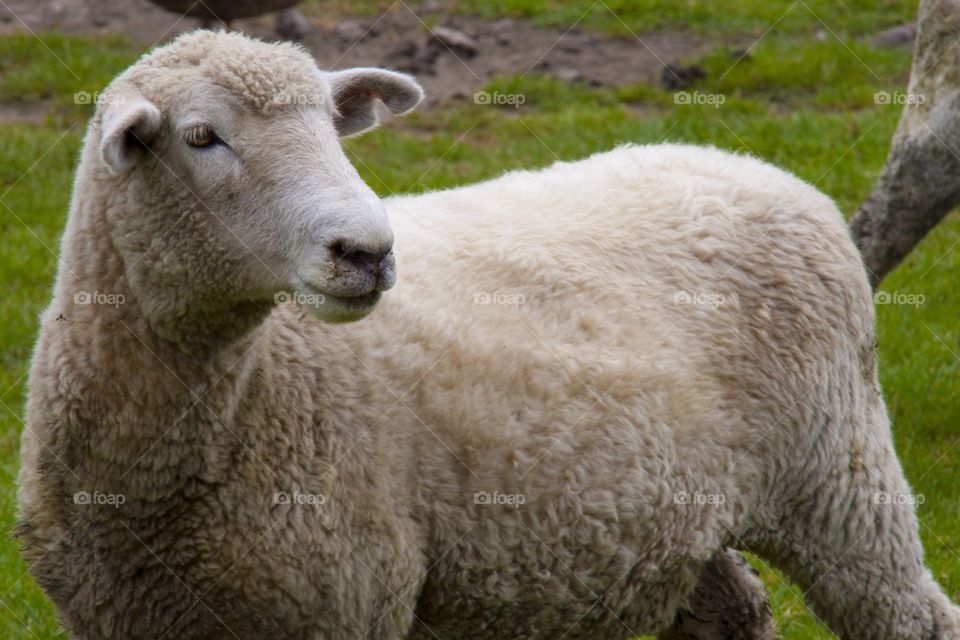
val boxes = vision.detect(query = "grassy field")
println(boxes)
[3,1,959,638]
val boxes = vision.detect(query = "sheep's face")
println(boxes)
[93,31,423,326]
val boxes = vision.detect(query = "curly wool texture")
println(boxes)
[119,30,332,113]
[17,31,960,640]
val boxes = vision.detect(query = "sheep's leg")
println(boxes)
[657,549,776,640]
[755,398,960,639]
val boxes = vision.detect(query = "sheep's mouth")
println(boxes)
[325,290,381,308]
[290,282,383,323]
[315,290,382,323]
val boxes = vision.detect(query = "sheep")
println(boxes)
[16,29,959,640]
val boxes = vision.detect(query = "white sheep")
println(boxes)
[16,30,959,640]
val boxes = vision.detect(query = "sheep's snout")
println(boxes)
[291,232,397,323]
[328,240,397,292]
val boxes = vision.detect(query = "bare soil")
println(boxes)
[0,0,719,108]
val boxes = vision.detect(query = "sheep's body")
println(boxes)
[381,146,956,638]
[17,31,960,640]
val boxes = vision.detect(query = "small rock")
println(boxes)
[813,29,828,42]
[555,67,583,83]
[661,64,706,91]
[413,46,442,73]
[384,42,419,73]
[560,43,581,54]
[495,34,511,46]
[387,41,440,75]
[419,0,443,11]
[431,26,478,58]
[873,22,917,48]
[334,19,372,43]
[388,40,420,59]
[275,8,311,41]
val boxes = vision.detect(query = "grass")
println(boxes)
[0,32,139,122]
[1,2,957,637]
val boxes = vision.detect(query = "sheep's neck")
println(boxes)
[46,194,271,498]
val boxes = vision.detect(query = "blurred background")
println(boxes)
[0,1,956,638]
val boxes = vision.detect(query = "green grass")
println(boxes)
[0,122,84,640]
[0,32,139,122]
[1,3,958,637]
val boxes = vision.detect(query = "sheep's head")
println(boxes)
[90,30,423,330]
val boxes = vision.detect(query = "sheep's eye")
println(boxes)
[184,124,218,148]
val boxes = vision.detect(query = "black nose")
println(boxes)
[329,240,393,278]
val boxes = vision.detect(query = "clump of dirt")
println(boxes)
[0,0,718,108]
[0,101,51,124]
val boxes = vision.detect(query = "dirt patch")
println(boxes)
[0,101,51,124]
[301,8,717,106]
[0,0,719,107]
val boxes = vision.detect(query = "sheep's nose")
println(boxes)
[329,240,396,289]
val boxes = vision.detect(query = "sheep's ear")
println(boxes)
[99,88,162,175]
[326,68,424,137]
